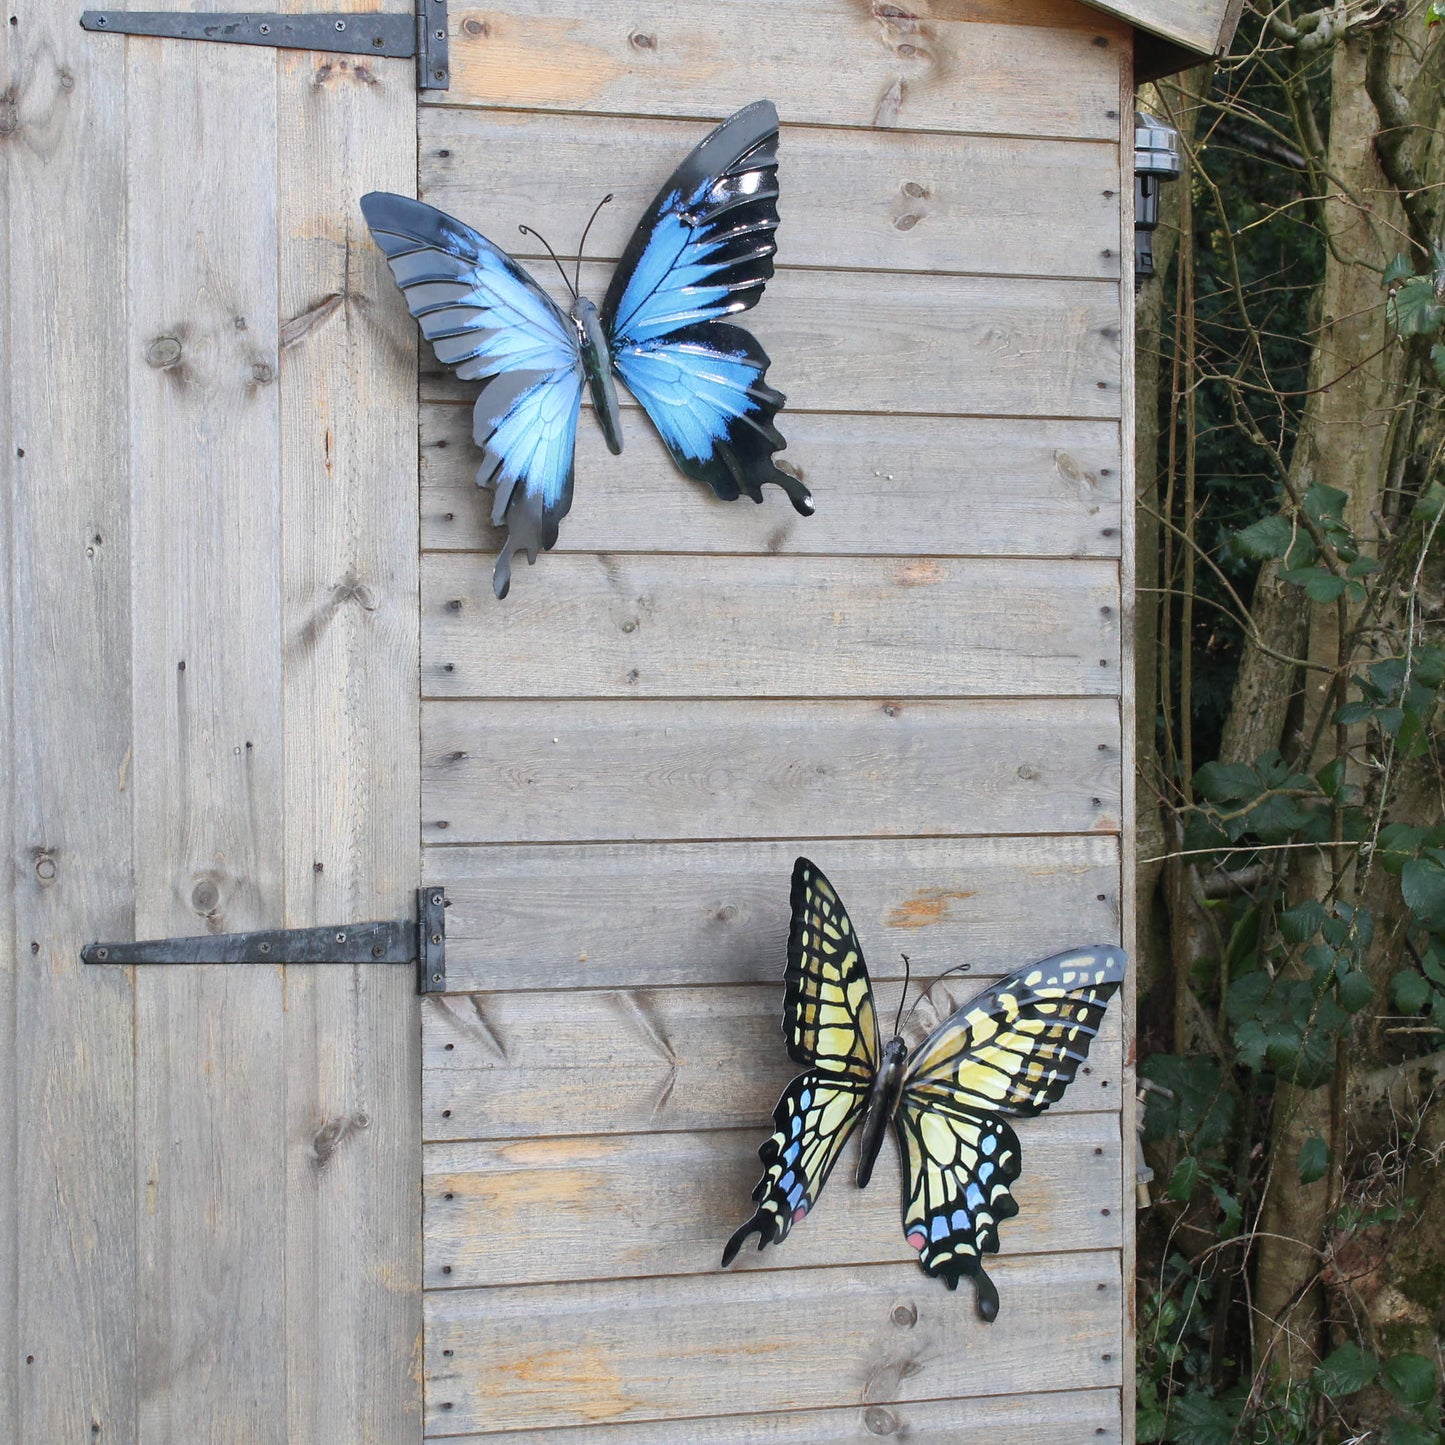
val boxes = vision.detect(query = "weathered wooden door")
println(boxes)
[417,2,1138,1440]
[2,2,421,1440]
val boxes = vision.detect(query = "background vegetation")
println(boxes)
[1133,3,1445,1440]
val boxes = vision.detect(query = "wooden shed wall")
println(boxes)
[419,2,1138,1438]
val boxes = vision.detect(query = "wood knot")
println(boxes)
[462,16,487,35]
[33,848,57,885]
[145,336,183,370]
[630,30,656,48]
[0,97,17,135]
[890,1300,917,1327]
[250,361,275,385]
[1017,763,1039,781]
[893,213,920,231]
[190,877,220,915]
[901,180,928,199]
[863,1406,899,1436]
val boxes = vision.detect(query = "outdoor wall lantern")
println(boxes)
[1135,111,1183,281]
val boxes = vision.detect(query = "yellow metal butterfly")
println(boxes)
[721,857,1126,1320]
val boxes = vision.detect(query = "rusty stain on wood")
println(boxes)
[884,888,978,928]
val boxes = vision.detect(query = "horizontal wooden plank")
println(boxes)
[426,1385,1124,1444]
[423,1112,1124,1288]
[422,698,1123,843]
[433,0,1129,142]
[419,110,1121,279]
[1091,0,1226,54]
[428,835,1121,992]
[421,984,1124,1141]
[423,1252,1123,1434]
[420,265,1123,420]
[423,555,1122,699]
[422,407,1122,559]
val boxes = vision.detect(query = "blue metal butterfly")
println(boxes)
[361,100,812,598]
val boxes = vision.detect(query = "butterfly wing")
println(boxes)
[722,859,879,1264]
[360,192,583,598]
[601,102,812,516]
[895,945,1126,1316]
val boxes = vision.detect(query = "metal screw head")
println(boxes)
[258,22,269,34]
[431,893,443,906]
[95,947,109,961]
[259,941,272,954]
[431,933,442,946]
[372,944,384,958]
[335,931,347,944]
[334,19,346,30]
[95,14,108,24]
[432,973,443,984]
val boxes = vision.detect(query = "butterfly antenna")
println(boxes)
[893,954,912,1038]
[902,959,976,1032]
[517,223,577,300]
[573,193,614,298]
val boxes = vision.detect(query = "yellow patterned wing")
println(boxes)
[721,859,880,1265]
[782,857,880,1079]
[905,945,1125,1118]
[895,945,1126,1316]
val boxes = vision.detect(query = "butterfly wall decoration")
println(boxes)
[361,100,812,599]
[722,858,1126,1321]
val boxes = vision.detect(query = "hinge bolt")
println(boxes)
[258,22,269,34]
[372,944,384,958]
[431,893,443,906]
[259,942,272,954]
[95,947,109,960]
[334,19,345,30]
[335,932,346,943]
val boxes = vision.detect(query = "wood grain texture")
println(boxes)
[0,12,14,1436]
[433,0,1130,141]
[422,555,1122,699]
[428,834,1122,991]
[419,109,1122,279]
[424,1111,1125,1287]
[127,26,289,1440]
[5,4,140,1441]
[275,31,422,1445]
[425,1386,1124,1444]
[422,406,1123,559]
[423,697,1123,844]
[422,984,1124,1142]
[423,1252,1123,1434]
[1114,70,1141,1445]
[421,263,1124,420]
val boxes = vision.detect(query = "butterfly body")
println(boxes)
[723,858,1125,1321]
[855,1034,908,1189]
[362,101,812,598]
[567,295,624,455]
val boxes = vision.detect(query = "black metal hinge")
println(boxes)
[80,2,450,91]
[83,886,447,995]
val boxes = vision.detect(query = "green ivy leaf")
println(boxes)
[1390,276,1445,337]
[1297,1134,1328,1184]
[1193,760,1260,804]
[1386,253,1416,285]
[1315,1341,1380,1395]
[1387,1417,1440,1445]
[1402,857,1445,927]
[1169,1155,1202,1202]
[1419,482,1445,523]
[1280,900,1327,945]
[1278,566,1347,604]
[1335,701,1375,726]
[1393,969,1431,1014]
[1382,1353,1438,1407]
[1167,1391,1241,1445]
[1338,969,1374,1013]
[1234,514,1294,559]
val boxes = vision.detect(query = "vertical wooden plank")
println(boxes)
[5,4,140,1443]
[274,14,421,1440]
[1117,50,1141,1445]
[0,10,15,1438]
[125,15,288,1441]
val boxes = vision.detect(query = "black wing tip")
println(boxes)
[721,1214,774,1268]
[925,1255,1002,1320]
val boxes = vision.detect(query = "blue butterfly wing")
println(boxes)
[601,102,812,515]
[360,192,583,598]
